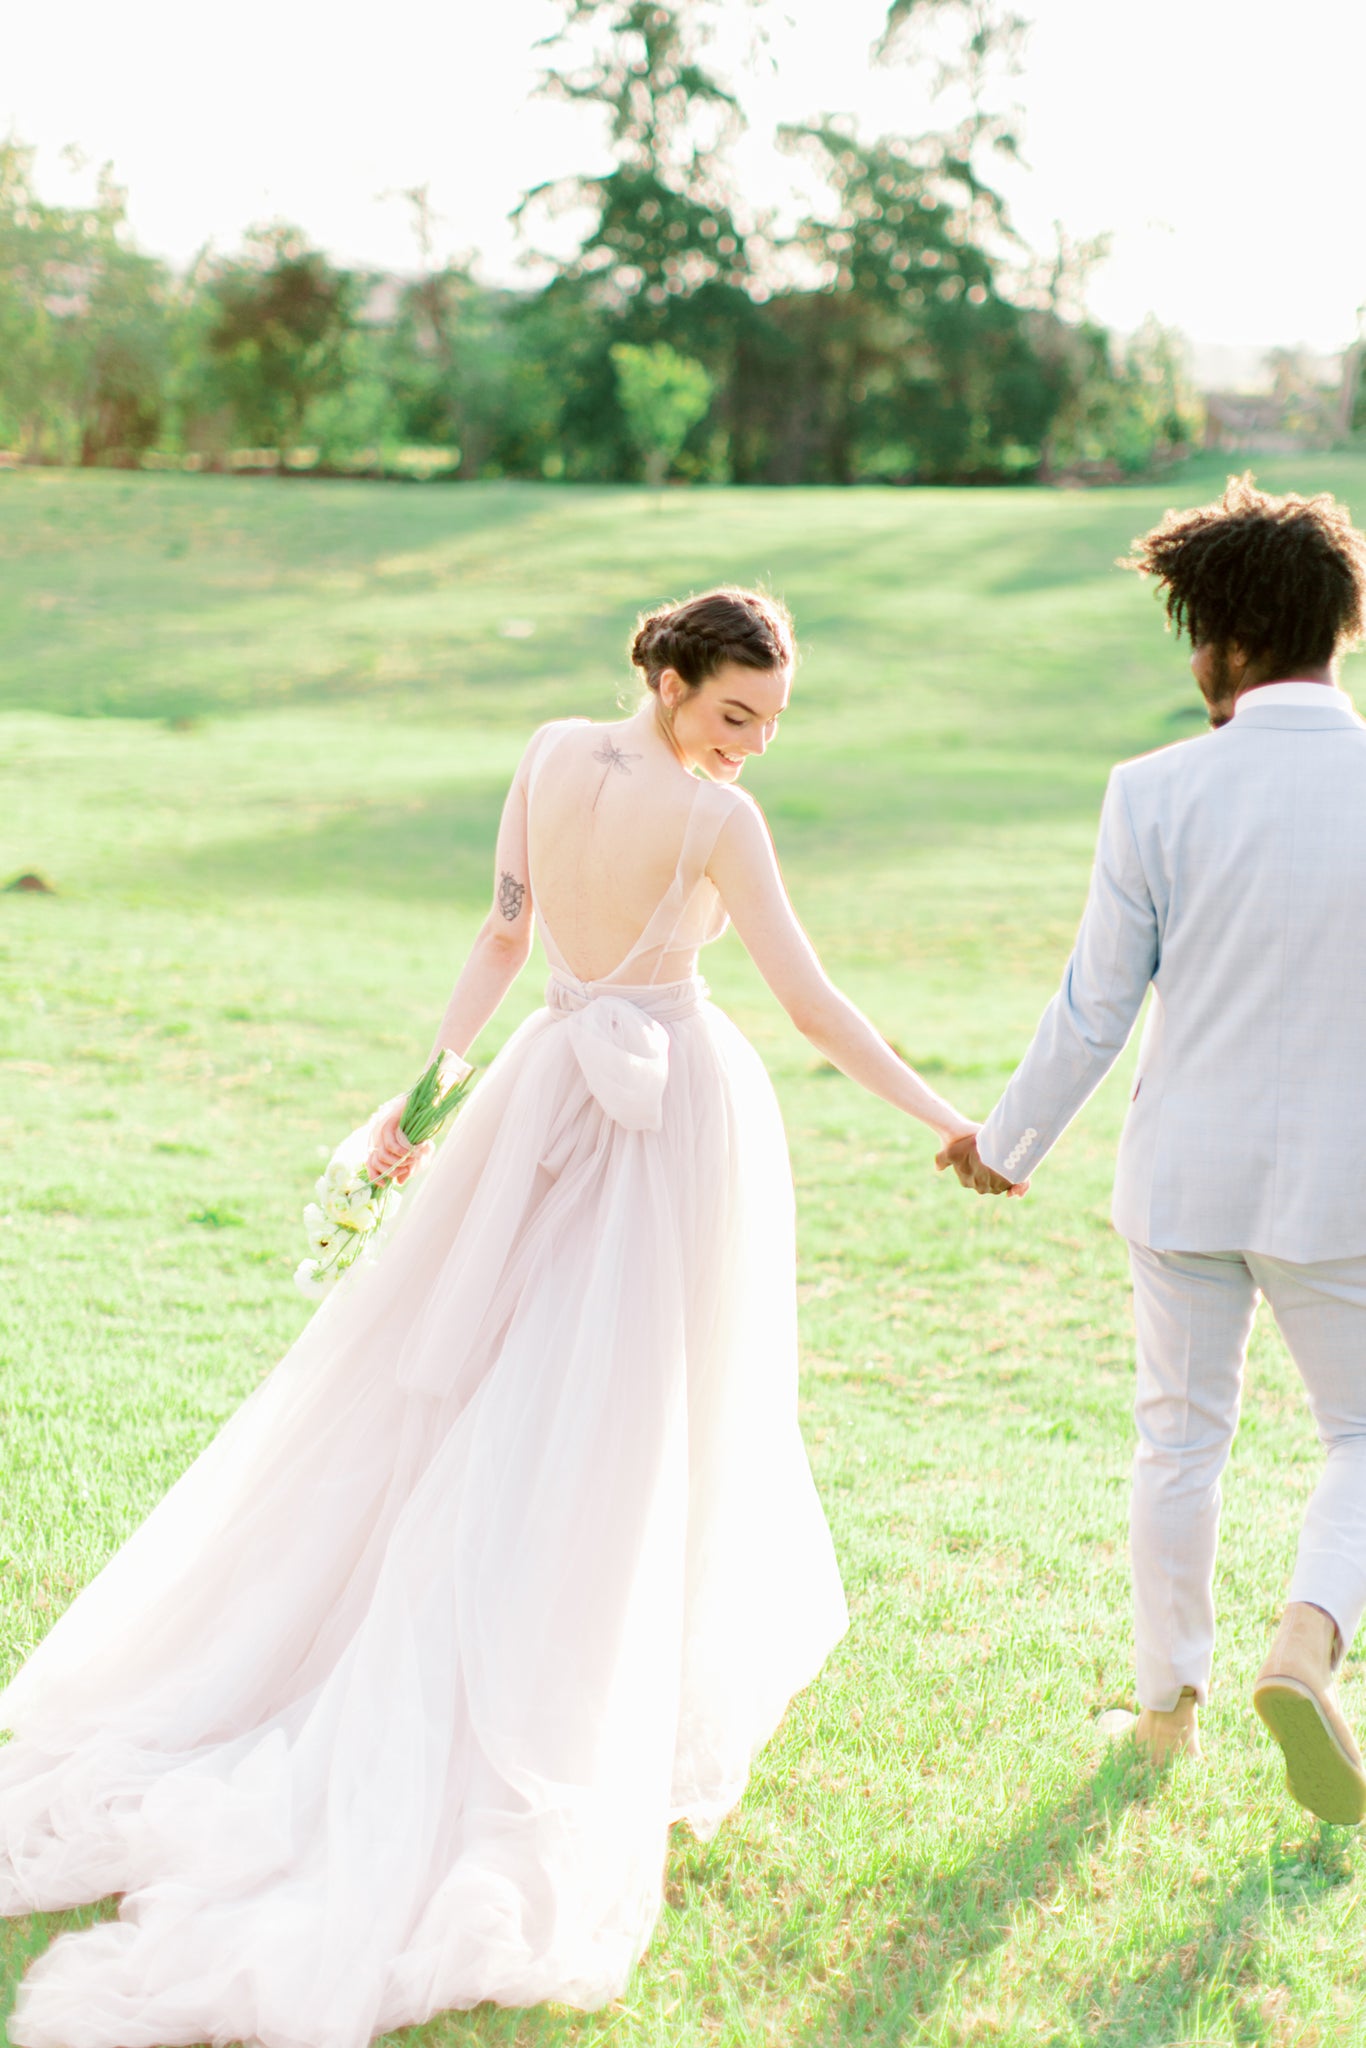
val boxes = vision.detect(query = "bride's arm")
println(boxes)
[422,764,535,1064]
[708,796,976,1144]
[367,753,535,1179]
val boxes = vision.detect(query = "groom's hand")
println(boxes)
[935,1133,1024,1196]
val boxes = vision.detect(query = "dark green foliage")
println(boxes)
[737,122,1056,482]
[74,245,172,465]
[1039,316,1205,479]
[525,0,749,306]
[0,143,173,465]
[192,225,364,453]
[0,3,1206,485]
[380,267,537,477]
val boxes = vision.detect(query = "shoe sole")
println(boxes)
[1253,1678,1366,1826]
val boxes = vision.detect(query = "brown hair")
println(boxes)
[630,587,795,694]
[1125,472,1366,674]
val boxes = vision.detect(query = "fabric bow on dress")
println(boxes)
[561,996,671,1132]
[545,972,707,1133]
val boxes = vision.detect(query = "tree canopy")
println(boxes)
[0,3,1208,483]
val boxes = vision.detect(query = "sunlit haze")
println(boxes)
[9,0,1364,367]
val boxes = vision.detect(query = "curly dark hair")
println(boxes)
[630,587,795,693]
[1125,472,1366,674]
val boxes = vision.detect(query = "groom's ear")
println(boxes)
[1225,641,1270,694]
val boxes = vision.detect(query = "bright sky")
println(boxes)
[7,0,1364,362]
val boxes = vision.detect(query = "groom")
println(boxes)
[941,475,1366,1824]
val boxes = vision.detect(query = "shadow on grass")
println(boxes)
[797,1744,1155,2045]
[3,1793,1353,2048]
[794,1753,1356,2048]
[1057,1826,1355,2048]
[0,481,585,724]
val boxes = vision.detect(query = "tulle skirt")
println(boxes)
[0,976,848,2048]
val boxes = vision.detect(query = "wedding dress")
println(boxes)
[0,722,848,2048]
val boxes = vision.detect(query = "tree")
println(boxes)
[194,226,361,453]
[610,339,712,484]
[384,251,530,476]
[519,1,762,478]
[0,142,78,458]
[72,216,173,464]
[1263,347,1339,447]
[524,1,752,306]
[0,2,1201,488]
[877,0,1029,109]
[758,121,1049,480]
[0,143,172,464]
[299,328,405,471]
[1037,316,1202,478]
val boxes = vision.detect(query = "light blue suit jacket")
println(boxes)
[976,695,1366,1260]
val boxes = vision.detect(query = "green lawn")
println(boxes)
[2,458,1364,2046]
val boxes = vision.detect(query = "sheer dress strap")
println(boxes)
[606,781,736,986]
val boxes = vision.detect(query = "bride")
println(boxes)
[1,587,980,2048]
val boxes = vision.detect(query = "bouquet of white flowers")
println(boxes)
[294,1051,473,1299]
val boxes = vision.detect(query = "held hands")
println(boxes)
[365,1098,435,1188]
[935,1130,1028,1198]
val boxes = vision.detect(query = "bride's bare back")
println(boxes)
[525,717,731,987]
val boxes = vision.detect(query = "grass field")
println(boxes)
[2,456,1364,2046]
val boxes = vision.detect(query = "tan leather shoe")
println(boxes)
[1253,1603,1365,1826]
[1135,1686,1201,1763]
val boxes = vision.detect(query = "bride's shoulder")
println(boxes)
[700,779,770,863]
[705,779,764,824]
[528,716,593,746]
[519,716,592,775]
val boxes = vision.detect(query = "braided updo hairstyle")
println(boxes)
[1126,473,1366,672]
[630,587,795,696]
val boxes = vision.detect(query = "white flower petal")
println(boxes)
[293,1258,330,1299]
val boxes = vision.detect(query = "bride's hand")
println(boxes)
[366,1100,434,1187]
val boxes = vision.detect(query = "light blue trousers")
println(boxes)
[1128,1242,1366,1712]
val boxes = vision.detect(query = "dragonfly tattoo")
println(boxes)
[591,737,643,809]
